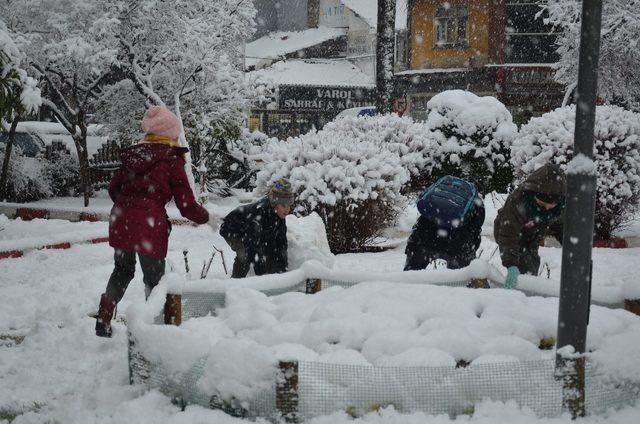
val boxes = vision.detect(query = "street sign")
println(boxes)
[392,96,407,115]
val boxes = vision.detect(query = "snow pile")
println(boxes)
[426,90,517,193]
[287,212,335,269]
[511,105,640,239]
[128,280,640,404]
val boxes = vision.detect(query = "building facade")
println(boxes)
[398,0,565,123]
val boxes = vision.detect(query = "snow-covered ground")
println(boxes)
[2,198,640,422]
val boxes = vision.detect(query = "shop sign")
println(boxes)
[279,85,376,111]
[319,0,349,28]
[347,30,375,57]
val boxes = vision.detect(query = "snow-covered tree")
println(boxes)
[114,0,269,194]
[545,0,640,111]
[511,105,640,240]
[256,126,409,253]
[425,90,517,193]
[0,18,41,200]
[1,0,121,206]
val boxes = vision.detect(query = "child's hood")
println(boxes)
[119,143,188,174]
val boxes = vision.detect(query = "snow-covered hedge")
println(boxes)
[426,90,517,193]
[511,105,640,239]
[321,115,440,191]
[255,128,409,253]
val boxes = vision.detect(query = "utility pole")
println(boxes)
[375,0,396,114]
[555,0,603,419]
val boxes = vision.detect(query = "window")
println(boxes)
[434,4,468,47]
[505,1,560,63]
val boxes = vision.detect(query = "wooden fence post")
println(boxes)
[467,278,490,289]
[164,293,182,326]
[624,299,640,316]
[276,361,299,423]
[305,279,321,294]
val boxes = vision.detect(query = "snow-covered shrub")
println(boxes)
[44,150,80,197]
[256,130,409,253]
[0,146,51,202]
[426,90,517,193]
[511,105,640,239]
[321,114,439,192]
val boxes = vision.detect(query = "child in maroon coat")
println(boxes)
[95,106,210,337]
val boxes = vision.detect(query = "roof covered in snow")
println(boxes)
[250,59,374,87]
[341,0,408,30]
[245,26,347,69]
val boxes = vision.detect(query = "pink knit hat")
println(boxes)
[141,106,182,141]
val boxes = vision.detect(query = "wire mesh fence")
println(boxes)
[130,276,640,422]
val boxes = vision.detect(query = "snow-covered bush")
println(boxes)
[512,105,640,240]
[256,130,409,253]
[321,114,439,192]
[44,151,80,197]
[0,147,51,202]
[426,90,517,193]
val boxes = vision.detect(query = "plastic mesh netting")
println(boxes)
[131,277,639,421]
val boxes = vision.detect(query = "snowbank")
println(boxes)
[127,272,640,407]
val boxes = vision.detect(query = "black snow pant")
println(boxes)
[224,236,251,278]
[404,246,474,271]
[105,249,165,303]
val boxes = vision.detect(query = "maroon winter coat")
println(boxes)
[108,143,208,259]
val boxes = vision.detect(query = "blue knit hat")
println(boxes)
[268,178,294,206]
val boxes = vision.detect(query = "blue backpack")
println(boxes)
[417,176,478,229]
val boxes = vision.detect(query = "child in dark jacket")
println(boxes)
[95,106,210,337]
[404,177,485,271]
[220,179,294,278]
[494,164,565,289]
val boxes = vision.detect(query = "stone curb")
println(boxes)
[0,204,192,226]
[0,236,110,261]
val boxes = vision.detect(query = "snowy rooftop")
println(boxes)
[245,26,347,69]
[341,0,408,30]
[250,58,374,87]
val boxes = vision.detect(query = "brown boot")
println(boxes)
[95,293,116,338]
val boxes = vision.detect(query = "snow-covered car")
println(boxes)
[334,106,377,119]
